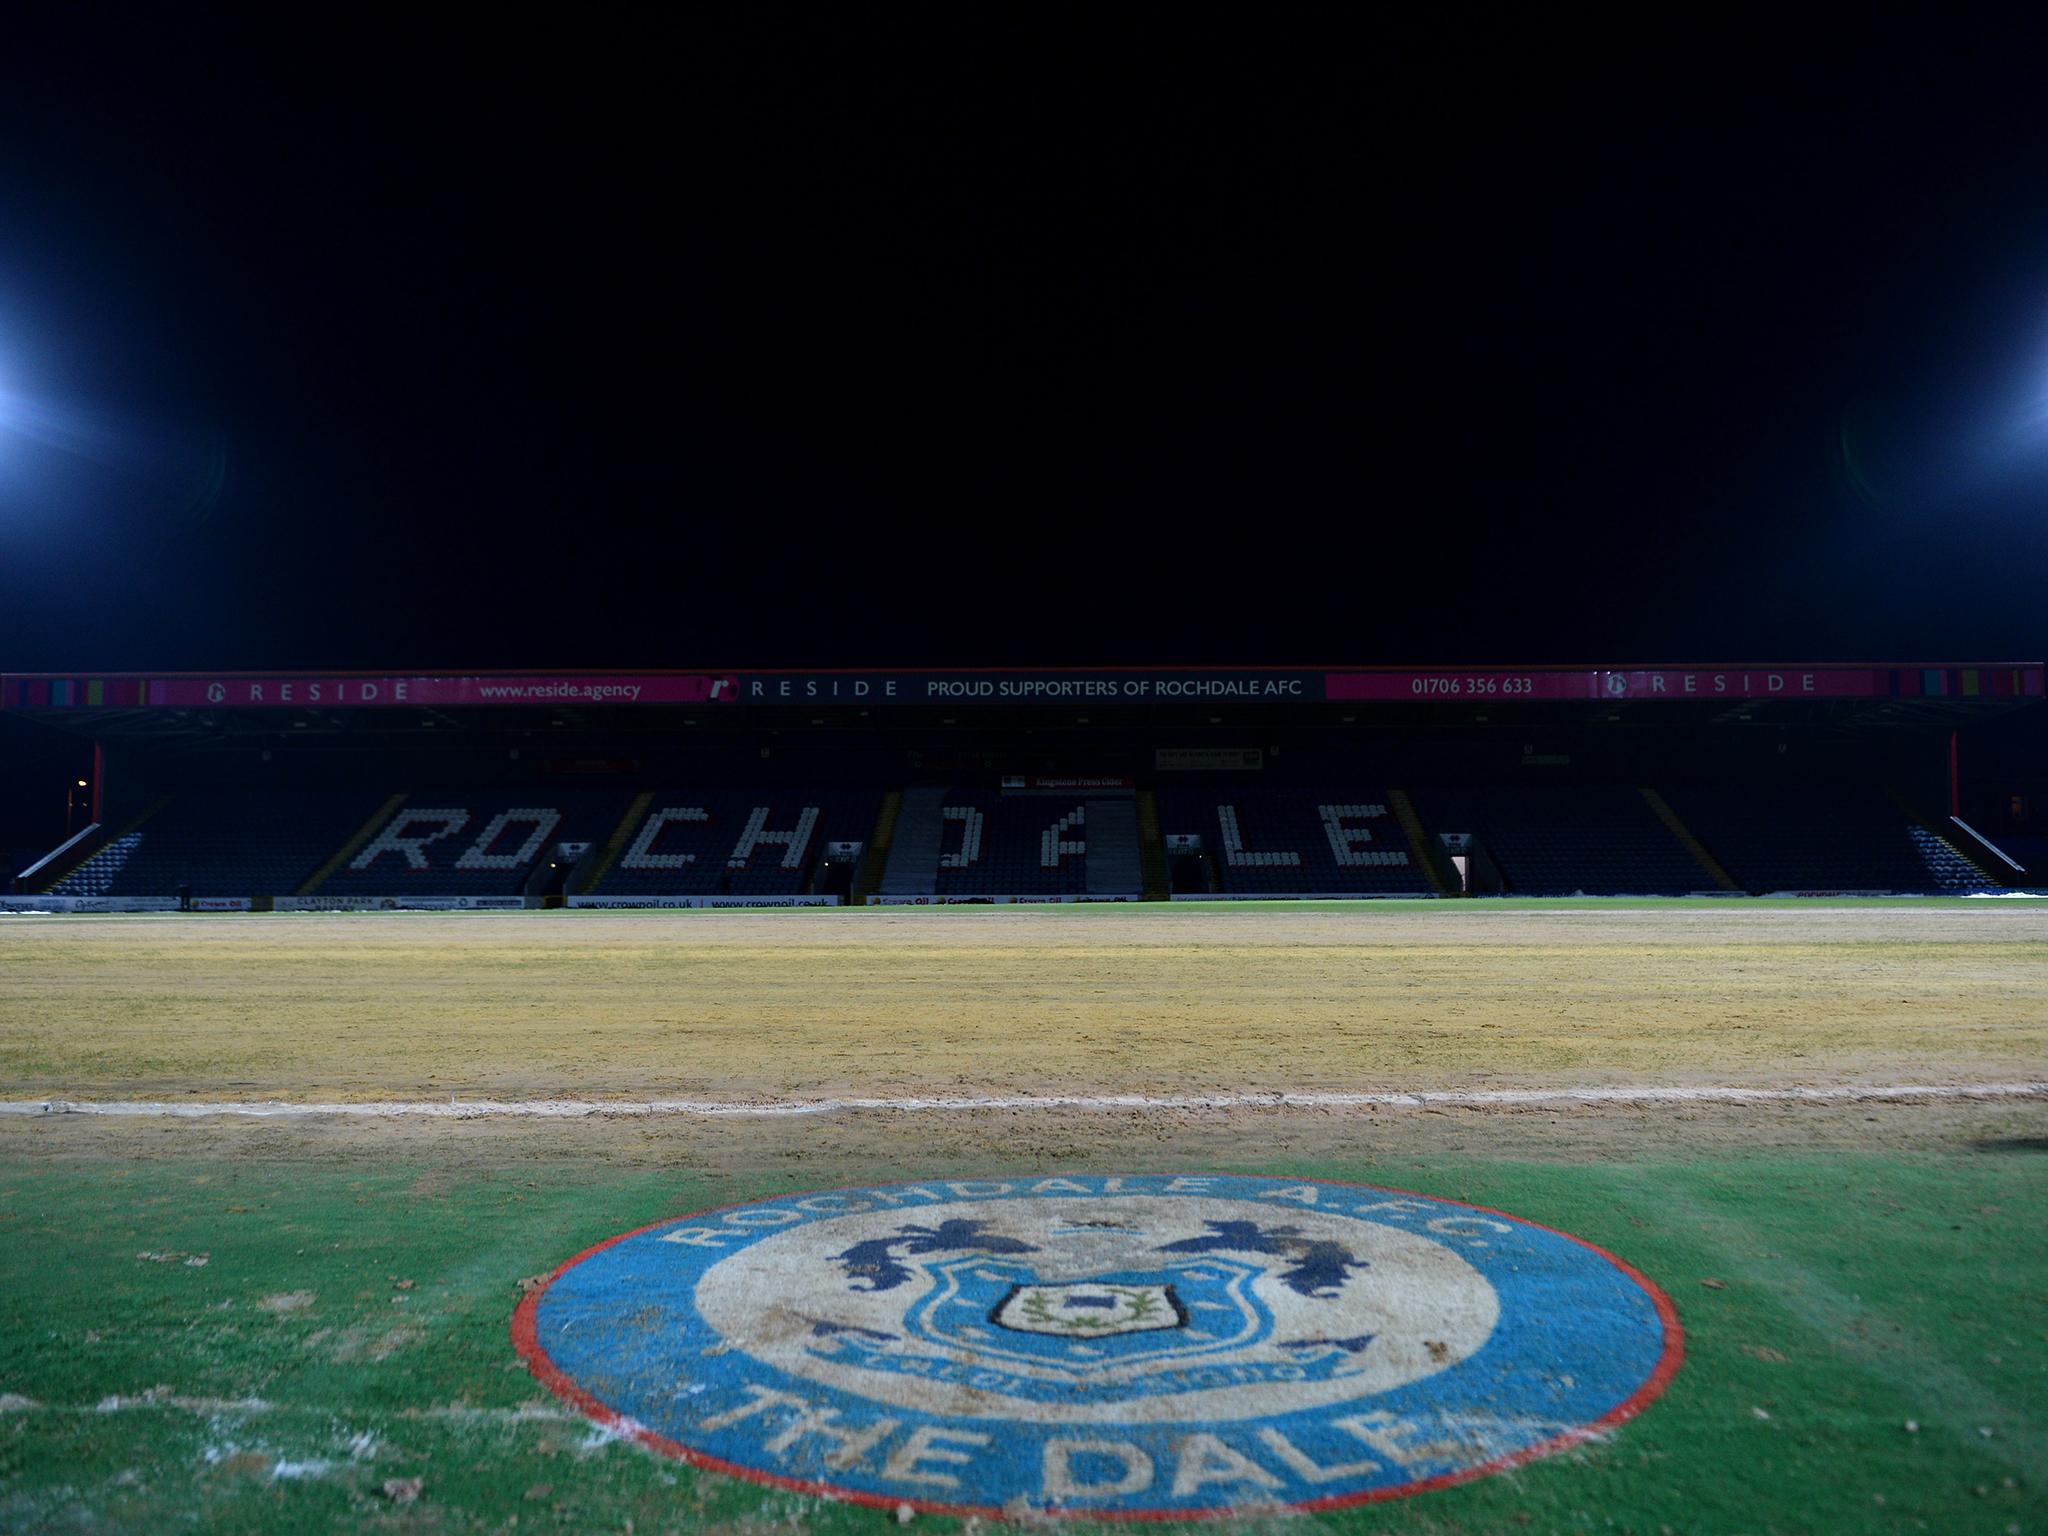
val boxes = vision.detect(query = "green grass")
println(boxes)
[721,895,2037,913]
[2,1143,2043,1533]
[1058,896,2046,912]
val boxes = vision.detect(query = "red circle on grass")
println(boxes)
[513,1175,1684,1522]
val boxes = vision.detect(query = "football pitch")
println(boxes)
[1,902,2044,1532]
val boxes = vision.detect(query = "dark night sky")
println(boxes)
[1,7,2045,671]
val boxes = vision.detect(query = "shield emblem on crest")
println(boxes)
[993,1281,1184,1337]
[901,1257,1274,1377]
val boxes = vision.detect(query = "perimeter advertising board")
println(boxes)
[6,665,2042,711]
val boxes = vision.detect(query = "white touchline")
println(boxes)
[1,1083,2043,1119]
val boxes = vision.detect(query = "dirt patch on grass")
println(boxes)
[6,1095,2044,1173]
[2,906,2044,1103]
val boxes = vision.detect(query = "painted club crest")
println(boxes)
[516,1175,1680,1520]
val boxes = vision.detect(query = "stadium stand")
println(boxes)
[1157,786,1432,895]
[1660,783,1998,893]
[49,790,391,898]
[1408,783,1714,895]
[16,775,2018,904]
[6,662,2038,907]
[319,790,636,898]
[590,789,878,897]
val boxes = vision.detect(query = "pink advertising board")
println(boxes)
[1322,668,1892,702]
[4,665,2039,711]
[141,674,739,707]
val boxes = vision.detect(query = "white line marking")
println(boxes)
[2,1391,579,1424]
[2,1083,2043,1119]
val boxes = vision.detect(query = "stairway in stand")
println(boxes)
[572,791,653,897]
[1134,789,1169,899]
[877,787,947,898]
[850,791,902,905]
[1387,788,1453,895]
[1639,786,1742,892]
[1084,798,1142,897]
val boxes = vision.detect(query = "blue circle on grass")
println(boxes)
[516,1174,1680,1519]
